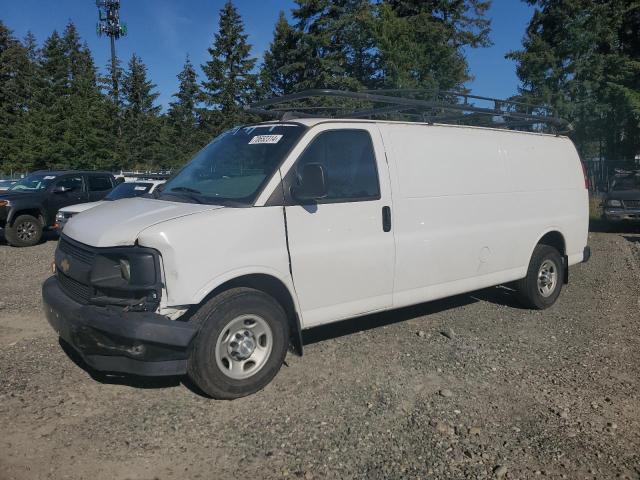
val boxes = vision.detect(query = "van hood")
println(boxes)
[63,197,224,247]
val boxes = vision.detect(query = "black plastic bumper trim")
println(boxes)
[43,276,196,376]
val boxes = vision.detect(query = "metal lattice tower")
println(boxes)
[96,0,127,105]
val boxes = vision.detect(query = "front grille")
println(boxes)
[623,199,640,209]
[57,271,93,304]
[59,237,95,265]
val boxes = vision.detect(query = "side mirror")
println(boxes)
[52,185,70,194]
[292,163,328,202]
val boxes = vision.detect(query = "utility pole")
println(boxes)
[96,0,127,106]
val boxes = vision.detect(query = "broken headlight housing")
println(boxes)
[88,248,162,311]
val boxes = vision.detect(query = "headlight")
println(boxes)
[606,199,622,207]
[90,251,158,287]
[0,200,10,207]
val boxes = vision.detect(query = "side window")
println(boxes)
[56,176,83,192]
[296,130,380,201]
[88,175,113,192]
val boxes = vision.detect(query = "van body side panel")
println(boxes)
[380,124,588,308]
[502,135,588,266]
[136,206,297,311]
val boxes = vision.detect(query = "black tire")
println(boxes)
[187,287,289,400]
[5,214,43,247]
[516,244,564,310]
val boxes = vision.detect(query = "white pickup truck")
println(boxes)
[43,118,590,399]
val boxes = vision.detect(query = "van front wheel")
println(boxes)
[187,288,290,399]
[516,245,564,310]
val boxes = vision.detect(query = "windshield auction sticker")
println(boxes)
[249,135,283,145]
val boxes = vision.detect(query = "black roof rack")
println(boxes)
[246,89,571,133]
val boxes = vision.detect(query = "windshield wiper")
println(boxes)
[170,186,202,194]
[162,186,204,204]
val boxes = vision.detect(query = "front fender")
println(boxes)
[6,201,45,226]
[194,266,301,311]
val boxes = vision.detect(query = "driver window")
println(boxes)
[295,129,380,202]
[56,176,83,192]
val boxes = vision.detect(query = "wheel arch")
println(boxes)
[193,272,304,356]
[8,206,45,226]
[532,229,568,283]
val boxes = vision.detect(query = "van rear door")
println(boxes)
[283,125,395,327]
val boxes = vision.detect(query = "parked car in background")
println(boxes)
[0,179,17,191]
[43,119,590,399]
[602,173,640,227]
[56,179,165,230]
[0,170,116,247]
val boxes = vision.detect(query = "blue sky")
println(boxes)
[0,0,533,108]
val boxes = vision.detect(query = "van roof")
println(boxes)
[248,89,571,136]
[259,118,570,139]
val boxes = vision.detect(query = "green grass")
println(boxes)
[589,196,602,222]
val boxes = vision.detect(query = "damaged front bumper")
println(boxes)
[43,276,197,376]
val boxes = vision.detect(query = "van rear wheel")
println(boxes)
[187,287,289,400]
[516,245,564,310]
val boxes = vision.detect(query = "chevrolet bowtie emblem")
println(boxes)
[60,258,70,274]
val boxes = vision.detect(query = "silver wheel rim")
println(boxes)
[537,259,558,298]
[17,221,37,241]
[214,314,273,380]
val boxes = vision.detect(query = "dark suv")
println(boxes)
[602,173,640,228]
[0,171,116,247]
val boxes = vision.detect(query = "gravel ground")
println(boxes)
[0,231,639,480]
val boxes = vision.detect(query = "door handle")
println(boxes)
[382,206,391,232]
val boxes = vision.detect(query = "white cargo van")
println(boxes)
[43,117,590,399]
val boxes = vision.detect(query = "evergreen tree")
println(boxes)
[508,1,640,162]
[0,22,36,173]
[169,56,200,134]
[168,56,206,166]
[373,0,491,91]
[61,23,114,170]
[340,0,379,88]
[288,0,378,90]
[260,12,302,97]
[201,1,257,131]
[290,0,362,90]
[120,53,162,169]
[26,30,68,169]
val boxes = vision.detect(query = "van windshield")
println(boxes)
[161,124,305,205]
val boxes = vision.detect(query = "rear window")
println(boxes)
[88,176,113,192]
[105,182,154,200]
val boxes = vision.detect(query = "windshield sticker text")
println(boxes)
[249,135,283,145]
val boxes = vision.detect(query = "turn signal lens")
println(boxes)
[119,259,131,282]
[0,200,9,207]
